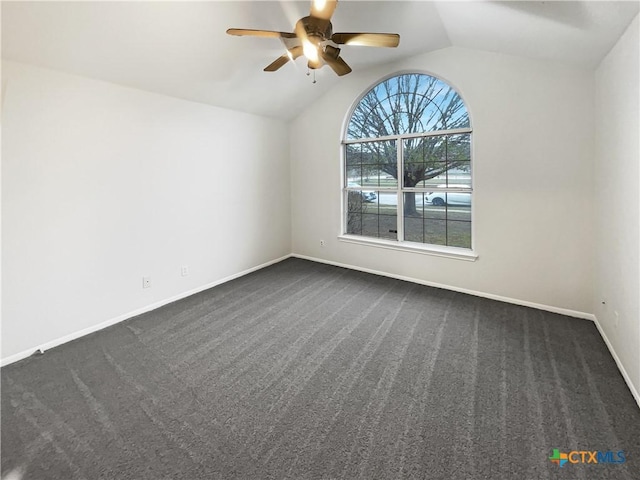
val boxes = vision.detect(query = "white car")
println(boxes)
[347,182,377,202]
[426,186,471,206]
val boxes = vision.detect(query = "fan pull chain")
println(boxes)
[305,67,317,84]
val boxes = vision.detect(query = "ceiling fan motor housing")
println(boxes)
[297,16,333,45]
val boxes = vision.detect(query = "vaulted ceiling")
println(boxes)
[2,1,639,121]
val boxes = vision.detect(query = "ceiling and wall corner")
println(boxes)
[1,1,638,120]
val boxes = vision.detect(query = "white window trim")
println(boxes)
[342,129,475,256]
[337,234,478,261]
[343,127,473,145]
[341,72,475,257]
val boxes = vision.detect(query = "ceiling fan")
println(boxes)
[226,0,400,77]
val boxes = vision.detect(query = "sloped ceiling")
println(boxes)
[2,1,639,121]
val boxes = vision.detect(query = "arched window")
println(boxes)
[343,73,473,252]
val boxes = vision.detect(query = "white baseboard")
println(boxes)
[291,253,595,321]
[592,316,640,409]
[5,252,638,412]
[1,255,292,367]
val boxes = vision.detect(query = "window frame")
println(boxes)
[340,72,477,261]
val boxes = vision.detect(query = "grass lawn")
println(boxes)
[347,202,471,249]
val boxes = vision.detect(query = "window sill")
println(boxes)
[337,235,478,262]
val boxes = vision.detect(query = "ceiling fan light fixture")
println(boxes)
[313,0,328,12]
[303,39,319,62]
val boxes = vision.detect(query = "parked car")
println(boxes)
[426,185,471,206]
[347,182,377,202]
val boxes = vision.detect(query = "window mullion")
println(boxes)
[397,137,404,243]
[343,127,472,145]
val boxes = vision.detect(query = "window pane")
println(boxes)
[445,133,472,188]
[404,216,424,243]
[347,74,470,140]
[346,190,365,235]
[404,192,425,243]
[350,191,397,240]
[404,134,472,189]
[447,163,472,188]
[424,219,447,246]
[416,163,470,189]
[404,194,472,248]
[346,141,396,188]
[345,144,364,186]
[447,134,471,163]
[345,143,361,167]
[363,168,398,189]
[403,136,446,188]
[447,220,472,249]
[425,190,472,207]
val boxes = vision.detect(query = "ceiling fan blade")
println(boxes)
[288,45,304,59]
[321,46,352,76]
[226,28,297,39]
[310,0,338,22]
[331,32,400,48]
[308,0,338,32]
[264,55,290,72]
[264,46,303,72]
[325,56,352,76]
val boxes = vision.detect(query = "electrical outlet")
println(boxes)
[181,265,189,277]
[320,240,326,247]
[142,276,151,289]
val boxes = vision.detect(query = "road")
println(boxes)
[374,192,470,212]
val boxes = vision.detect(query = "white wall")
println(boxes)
[594,15,640,401]
[1,60,291,362]
[291,46,595,315]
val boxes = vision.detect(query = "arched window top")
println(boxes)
[346,73,470,140]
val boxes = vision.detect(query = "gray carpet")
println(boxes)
[2,258,639,479]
